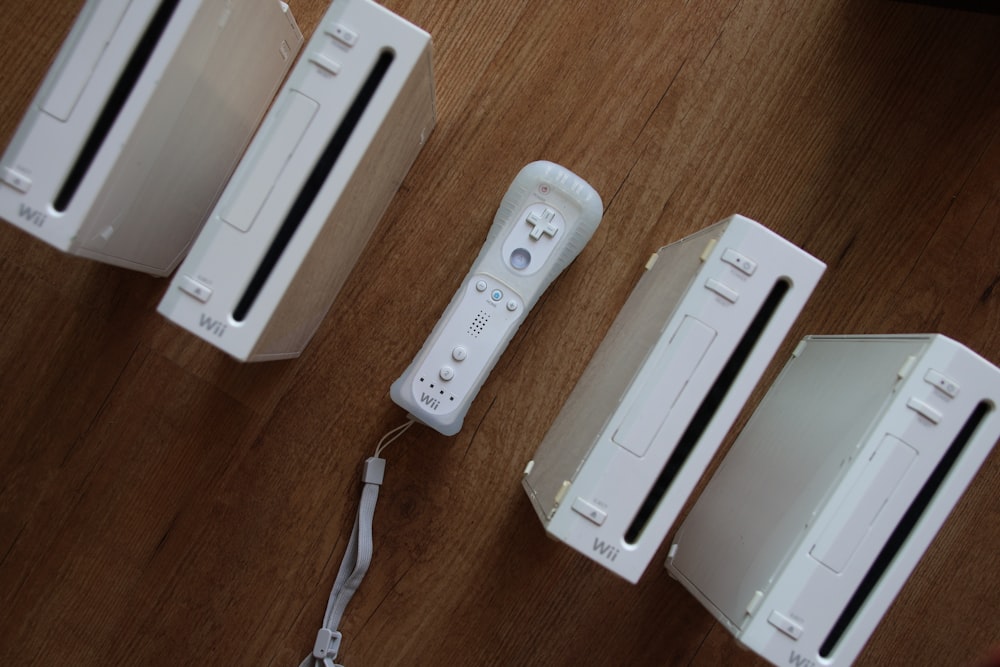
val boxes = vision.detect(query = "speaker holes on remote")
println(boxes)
[468,310,491,338]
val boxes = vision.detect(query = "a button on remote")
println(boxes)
[440,366,455,381]
[452,346,468,361]
[491,289,503,302]
[475,280,488,292]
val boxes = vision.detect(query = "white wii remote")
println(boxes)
[390,161,603,435]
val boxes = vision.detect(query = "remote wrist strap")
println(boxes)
[301,419,412,666]
[301,457,385,667]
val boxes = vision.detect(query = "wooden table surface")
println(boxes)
[1,1,998,665]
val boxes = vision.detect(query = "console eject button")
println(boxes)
[571,497,607,526]
[767,610,803,640]
[1,167,31,193]
[179,275,212,303]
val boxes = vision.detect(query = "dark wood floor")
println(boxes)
[1,1,998,665]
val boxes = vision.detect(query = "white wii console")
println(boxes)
[666,335,1000,667]
[522,215,826,583]
[158,0,435,361]
[0,0,303,275]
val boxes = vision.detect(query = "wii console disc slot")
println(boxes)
[666,334,1000,666]
[623,279,791,546]
[612,316,716,457]
[809,434,916,574]
[42,0,133,121]
[819,398,991,659]
[522,214,825,582]
[54,0,182,214]
[221,91,319,232]
[0,0,304,274]
[159,0,436,361]
[231,49,395,323]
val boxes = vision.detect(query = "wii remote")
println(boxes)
[390,161,603,435]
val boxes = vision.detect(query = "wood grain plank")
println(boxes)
[0,350,265,665]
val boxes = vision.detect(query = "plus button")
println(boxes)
[525,207,559,241]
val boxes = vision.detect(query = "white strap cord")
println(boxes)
[301,419,415,667]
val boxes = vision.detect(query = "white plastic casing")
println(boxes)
[667,335,1000,667]
[0,0,303,275]
[158,0,436,361]
[390,161,603,436]
[522,215,825,583]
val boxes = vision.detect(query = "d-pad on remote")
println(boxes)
[502,202,567,276]
[390,161,604,436]
[526,207,559,240]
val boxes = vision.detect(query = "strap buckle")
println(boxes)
[313,628,342,661]
[362,457,386,485]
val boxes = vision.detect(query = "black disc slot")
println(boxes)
[53,0,181,212]
[624,279,790,544]
[819,399,992,658]
[232,49,395,323]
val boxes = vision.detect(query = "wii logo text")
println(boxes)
[199,313,227,337]
[419,392,441,411]
[18,204,46,227]
[788,651,817,667]
[593,538,620,562]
